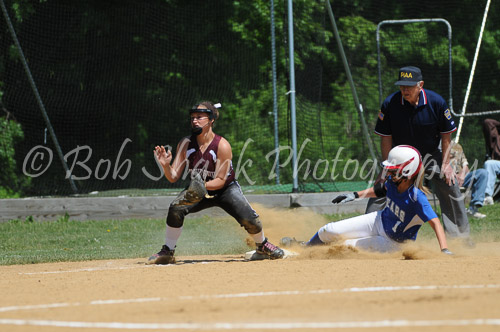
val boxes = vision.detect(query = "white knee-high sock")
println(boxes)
[250,230,265,245]
[165,225,183,249]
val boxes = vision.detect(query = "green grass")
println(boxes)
[0,215,249,265]
[1,204,499,266]
[417,203,500,242]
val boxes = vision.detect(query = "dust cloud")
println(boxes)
[252,203,329,243]
[248,204,500,260]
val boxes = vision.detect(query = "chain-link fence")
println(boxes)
[1,0,498,197]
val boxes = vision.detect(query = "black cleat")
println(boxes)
[148,245,176,265]
[256,238,285,259]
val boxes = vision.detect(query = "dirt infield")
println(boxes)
[1,206,500,331]
[1,240,500,332]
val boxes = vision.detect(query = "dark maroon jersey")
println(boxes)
[186,134,236,188]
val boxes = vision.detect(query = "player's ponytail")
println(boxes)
[414,166,430,195]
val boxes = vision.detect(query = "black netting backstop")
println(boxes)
[1,0,499,197]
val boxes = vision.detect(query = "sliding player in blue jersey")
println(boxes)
[283,145,452,254]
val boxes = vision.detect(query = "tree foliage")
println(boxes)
[0,114,30,197]
[0,0,499,195]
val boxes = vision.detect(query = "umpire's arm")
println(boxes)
[381,136,392,160]
[440,133,457,186]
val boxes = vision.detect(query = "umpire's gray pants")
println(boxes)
[365,167,470,238]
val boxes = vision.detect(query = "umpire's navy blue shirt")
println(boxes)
[374,89,457,158]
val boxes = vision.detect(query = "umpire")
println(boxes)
[367,66,472,242]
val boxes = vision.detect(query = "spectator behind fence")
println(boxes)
[484,159,500,205]
[368,66,472,243]
[483,118,500,160]
[449,141,488,219]
[482,118,500,205]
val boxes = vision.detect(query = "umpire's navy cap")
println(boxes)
[394,66,423,86]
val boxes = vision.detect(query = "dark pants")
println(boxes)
[365,166,470,238]
[483,118,500,160]
[166,181,263,234]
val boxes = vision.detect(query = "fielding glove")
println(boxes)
[185,172,209,203]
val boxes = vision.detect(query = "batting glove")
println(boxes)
[331,192,359,204]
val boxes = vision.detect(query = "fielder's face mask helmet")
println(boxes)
[189,103,221,120]
[189,102,221,136]
[190,107,214,120]
[381,145,422,182]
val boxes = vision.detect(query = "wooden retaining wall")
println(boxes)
[0,193,370,222]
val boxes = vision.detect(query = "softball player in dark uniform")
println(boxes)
[367,66,471,242]
[149,101,284,264]
[288,146,452,254]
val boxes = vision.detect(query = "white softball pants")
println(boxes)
[317,211,400,252]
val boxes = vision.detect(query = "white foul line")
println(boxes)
[0,318,499,329]
[0,302,79,313]
[17,261,217,275]
[0,284,498,313]
[18,265,156,275]
[181,283,500,300]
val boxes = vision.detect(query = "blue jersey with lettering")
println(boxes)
[374,89,456,159]
[381,178,438,242]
